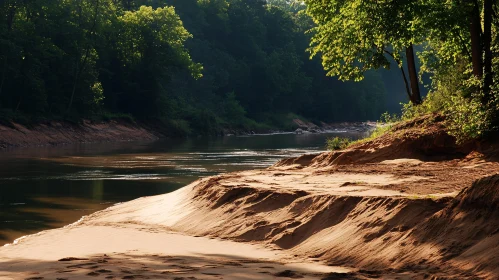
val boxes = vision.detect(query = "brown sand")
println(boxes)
[0,224,350,279]
[2,155,498,279]
[2,115,499,279]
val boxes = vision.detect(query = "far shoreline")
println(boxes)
[0,119,375,151]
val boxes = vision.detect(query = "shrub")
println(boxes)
[444,92,494,143]
[399,75,495,144]
[326,136,351,150]
[379,112,401,123]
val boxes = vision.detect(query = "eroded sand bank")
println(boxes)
[2,116,499,279]
[2,155,499,279]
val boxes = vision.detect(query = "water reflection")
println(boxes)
[0,131,366,244]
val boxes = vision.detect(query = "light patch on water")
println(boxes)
[2,149,323,182]
[214,162,272,166]
[134,156,157,160]
[66,175,168,181]
[8,173,171,181]
[174,166,208,172]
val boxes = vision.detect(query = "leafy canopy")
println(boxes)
[305,0,424,81]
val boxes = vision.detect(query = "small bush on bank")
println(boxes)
[444,92,494,143]
[398,62,499,144]
[399,88,495,144]
[326,136,351,150]
[344,112,400,147]
[347,123,393,147]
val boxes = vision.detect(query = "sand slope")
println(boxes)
[64,157,497,279]
[2,156,495,279]
[2,115,499,279]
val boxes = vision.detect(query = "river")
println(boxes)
[0,131,366,245]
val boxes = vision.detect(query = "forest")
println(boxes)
[1,0,498,141]
[0,0,397,135]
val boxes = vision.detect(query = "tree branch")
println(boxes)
[383,49,413,102]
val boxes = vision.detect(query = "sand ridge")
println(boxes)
[69,157,499,279]
[2,115,499,279]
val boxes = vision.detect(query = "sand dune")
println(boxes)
[2,155,498,279]
[2,116,499,279]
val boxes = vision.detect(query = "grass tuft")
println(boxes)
[326,136,351,151]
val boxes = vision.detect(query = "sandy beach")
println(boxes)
[1,223,352,280]
[2,117,499,279]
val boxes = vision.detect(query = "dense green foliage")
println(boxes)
[306,0,499,143]
[0,0,200,120]
[326,136,350,150]
[305,0,424,105]
[0,0,393,135]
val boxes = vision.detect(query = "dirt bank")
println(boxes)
[1,115,498,279]
[0,118,365,149]
[0,120,161,149]
[72,156,498,279]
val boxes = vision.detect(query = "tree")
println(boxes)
[66,0,104,114]
[106,5,202,116]
[304,0,423,104]
[418,0,497,105]
[483,0,493,99]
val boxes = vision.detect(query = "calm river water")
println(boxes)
[0,131,365,245]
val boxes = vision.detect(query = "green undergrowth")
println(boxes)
[399,66,498,144]
[326,77,497,151]
[348,124,394,147]
[326,136,351,150]
[326,112,400,151]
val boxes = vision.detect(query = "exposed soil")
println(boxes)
[1,114,499,279]
[0,120,161,149]
[0,118,354,149]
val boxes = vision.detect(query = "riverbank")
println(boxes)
[0,120,161,150]
[0,118,374,150]
[2,115,497,279]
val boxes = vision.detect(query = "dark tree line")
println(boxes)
[0,0,391,134]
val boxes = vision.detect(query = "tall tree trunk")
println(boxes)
[470,0,483,78]
[483,0,493,100]
[406,45,422,105]
[398,65,413,104]
[383,49,417,105]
